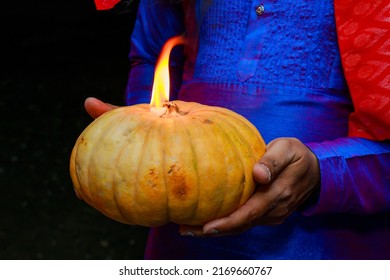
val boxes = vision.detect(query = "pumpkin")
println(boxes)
[69,101,265,227]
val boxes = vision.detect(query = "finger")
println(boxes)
[253,138,295,184]
[84,97,117,119]
[179,225,204,237]
[202,211,252,237]
[202,193,269,236]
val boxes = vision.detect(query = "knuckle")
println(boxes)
[247,208,262,221]
[279,189,293,201]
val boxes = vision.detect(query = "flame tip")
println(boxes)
[150,35,187,107]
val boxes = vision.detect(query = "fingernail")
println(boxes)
[181,231,194,237]
[259,163,271,182]
[204,229,219,235]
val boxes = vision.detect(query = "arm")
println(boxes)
[125,0,186,105]
[304,138,390,215]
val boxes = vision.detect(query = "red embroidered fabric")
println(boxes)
[334,0,390,140]
[94,0,120,10]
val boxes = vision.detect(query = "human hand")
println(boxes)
[180,137,320,237]
[84,97,118,119]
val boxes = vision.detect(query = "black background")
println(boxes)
[1,0,150,259]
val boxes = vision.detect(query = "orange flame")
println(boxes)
[150,35,186,108]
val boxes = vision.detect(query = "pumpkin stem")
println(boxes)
[150,102,187,117]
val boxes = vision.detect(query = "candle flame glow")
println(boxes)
[150,35,186,108]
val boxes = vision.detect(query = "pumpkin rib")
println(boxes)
[112,109,160,225]
[198,113,231,221]
[228,115,263,205]
[232,118,265,205]
[73,130,95,206]
[90,108,151,224]
[71,120,98,206]
[203,113,248,218]
[164,113,199,224]
[109,112,139,223]
[110,113,133,223]
[70,129,87,200]
[132,115,168,226]
[132,113,152,223]
[80,110,123,210]
[88,112,132,222]
[207,112,258,208]
[161,116,171,224]
[111,110,149,224]
[176,114,209,224]
[159,115,171,225]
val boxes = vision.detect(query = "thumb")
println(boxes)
[252,138,295,184]
[253,163,272,184]
[84,97,118,119]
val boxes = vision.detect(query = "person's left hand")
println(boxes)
[179,137,320,237]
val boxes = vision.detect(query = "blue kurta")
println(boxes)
[125,0,390,259]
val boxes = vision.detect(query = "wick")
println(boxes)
[150,102,186,117]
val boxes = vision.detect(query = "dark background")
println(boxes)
[1,0,150,259]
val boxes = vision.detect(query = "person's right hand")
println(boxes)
[84,97,118,119]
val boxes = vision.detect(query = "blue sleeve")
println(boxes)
[304,138,390,215]
[125,0,186,105]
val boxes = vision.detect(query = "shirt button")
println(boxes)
[255,4,265,16]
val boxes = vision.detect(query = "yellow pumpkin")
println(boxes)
[69,101,265,227]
